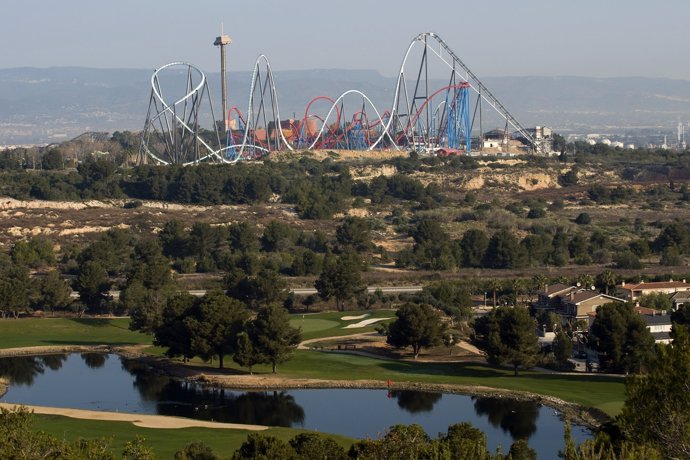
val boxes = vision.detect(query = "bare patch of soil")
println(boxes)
[302,332,485,363]
[270,149,408,162]
[0,199,313,248]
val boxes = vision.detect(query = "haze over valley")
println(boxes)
[2,67,690,145]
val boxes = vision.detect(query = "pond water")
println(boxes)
[0,353,591,458]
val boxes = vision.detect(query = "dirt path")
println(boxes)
[298,332,378,349]
[0,402,266,430]
[299,332,484,363]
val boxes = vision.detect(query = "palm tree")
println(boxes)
[530,274,548,303]
[487,279,501,308]
[577,274,595,291]
[596,269,617,295]
[512,278,527,306]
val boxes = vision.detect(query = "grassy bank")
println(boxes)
[32,414,352,458]
[193,350,625,416]
[0,317,149,349]
[289,309,395,340]
[0,311,394,349]
[0,315,625,416]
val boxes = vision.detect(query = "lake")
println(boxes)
[0,353,591,457]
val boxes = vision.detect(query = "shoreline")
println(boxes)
[187,374,608,430]
[0,344,609,431]
[0,402,267,431]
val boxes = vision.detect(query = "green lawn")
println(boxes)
[211,350,625,416]
[32,414,352,458]
[289,310,395,340]
[0,318,150,349]
[0,314,625,417]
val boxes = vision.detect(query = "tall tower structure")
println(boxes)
[214,28,232,132]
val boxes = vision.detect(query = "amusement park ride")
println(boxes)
[139,32,549,166]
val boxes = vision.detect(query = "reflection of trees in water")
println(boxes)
[40,354,67,371]
[390,390,442,414]
[473,396,539,440]
[120,358,171,401]
[156,384,305,427]
[228,391,305,427]
[0,354,67,385]
[80,353,108,369]
[119,357,305,427]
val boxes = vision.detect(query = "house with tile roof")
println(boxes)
[559,289,626,322]
[617,279,690,301]
[588,306,673,343]
[535,283,577,311]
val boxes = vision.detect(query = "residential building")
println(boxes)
[639,311,673,344]
[671,291,690,310]
[559,290,626,323]
[535,283,577,311]
[617,280,690,301]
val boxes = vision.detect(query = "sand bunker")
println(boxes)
[343,318,392,329]
[0,402,266,431]
[341,314,369,321]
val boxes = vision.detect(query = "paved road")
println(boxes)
[290,286,423,296]
[69,285,424,300]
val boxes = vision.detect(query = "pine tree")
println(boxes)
[474,306,539,376]
[233,332,264,375]
[618,326,690,458]
[386,303,444,359]
[251,304,301,373]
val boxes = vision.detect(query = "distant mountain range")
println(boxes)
[1,67,689,145]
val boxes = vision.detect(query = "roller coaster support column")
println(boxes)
[422,32,537,152]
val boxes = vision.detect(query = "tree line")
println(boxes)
[0,155,441,217]
[397,215,690,271]
[3,225,690,320]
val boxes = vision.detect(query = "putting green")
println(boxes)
[289,318,340,334]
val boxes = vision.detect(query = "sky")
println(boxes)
[3,0,689,80]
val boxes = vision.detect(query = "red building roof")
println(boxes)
[619,280,690,291]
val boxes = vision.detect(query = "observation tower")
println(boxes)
[214,28,232,132]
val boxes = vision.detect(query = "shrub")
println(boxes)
[574,212,591,225]
[527,208,546,219]
[123,200,143,209]
[549,198,565,210]
[660,247,683,266]
[614,250,643,269]
[558,169,578,186]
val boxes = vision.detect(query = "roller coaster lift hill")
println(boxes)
[139,32,547,165]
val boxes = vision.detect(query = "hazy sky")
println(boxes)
[3,0,689,79]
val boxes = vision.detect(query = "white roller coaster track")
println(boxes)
[140,33,535,165]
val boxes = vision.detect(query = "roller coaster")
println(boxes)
[139,32,542,165]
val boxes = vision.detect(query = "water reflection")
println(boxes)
[0,354,67,385]
[121,358,304,426]
[41,354,68,371]
[157,384,305,426]
[473,396,539,440]
[81,353,108,369]
[389,390,443,414]
[121,358,170,401]
[0,354,590,458]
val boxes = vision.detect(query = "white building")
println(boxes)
[641,312,672,344]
